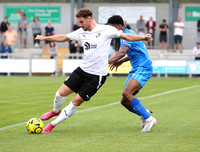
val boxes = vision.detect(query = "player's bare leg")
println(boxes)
[121,78,156,132]
[122,78,141,101]
[120,78,141,112]
[41,84,74,121]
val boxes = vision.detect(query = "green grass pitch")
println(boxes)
[0,76,200,152]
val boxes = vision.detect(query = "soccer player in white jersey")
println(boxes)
[107,15,156,132]
[35,8,153,133]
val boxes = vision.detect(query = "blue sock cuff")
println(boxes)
[130,97,140,107]
[129,97,151,120]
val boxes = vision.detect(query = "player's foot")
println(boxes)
[140,109,152,128]
[42,123,55,133]
[141,117,157,133]
[41,110,61,121]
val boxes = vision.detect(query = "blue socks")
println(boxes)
[128,97,150,120]
[127,106,140,115]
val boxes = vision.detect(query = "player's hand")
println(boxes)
[35,35,45,41]
[109,61,122,71]
[143,34,153,41]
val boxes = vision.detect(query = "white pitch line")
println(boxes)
[140,85,200,100]
[0,122,26,131]
[0,101,51,105]
[0,84,199,131]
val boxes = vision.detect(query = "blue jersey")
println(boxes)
[120,29,152,70]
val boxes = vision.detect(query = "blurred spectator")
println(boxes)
[158,19,168,50]
[69,40,78,59]
[69,22,83,59]
[0,16,10,43]
[112,38,120,52]
[146,16,156,49]
[69,40,83,59]
[173,17,184,53]
[77,42,83,59]
[197,19,200,42]
[136,15,145,36]
[31,16,42,48]
[48,42,58,59]
[0,40,12,58]
[18,13,29,48]
[0,16,10,34]
[43,20,55,52]
[124,20,131,29]
[109,39,114,59]
[3,25,19,53]
[193,42,200,60]
[73,21,81,31]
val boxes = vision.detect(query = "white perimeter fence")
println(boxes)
[0,53,200,77]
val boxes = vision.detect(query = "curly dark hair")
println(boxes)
[107,15,124,26]
[76,8,93,18]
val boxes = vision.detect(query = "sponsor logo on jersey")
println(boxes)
[96,33,101,38]
[121,40,127,45]
[84,42,97,50]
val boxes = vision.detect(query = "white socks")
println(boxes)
[53,91,66,113]
[51,101,79,126]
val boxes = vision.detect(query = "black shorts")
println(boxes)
[64,67,107,101]
[174,35,182,44]
[45,40,51,44]
[159,35,167,42]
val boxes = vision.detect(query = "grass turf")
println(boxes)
[0,76,200,152]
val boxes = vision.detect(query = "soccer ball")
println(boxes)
[26,118,44,134]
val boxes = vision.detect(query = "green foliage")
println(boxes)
[0,76,200,152]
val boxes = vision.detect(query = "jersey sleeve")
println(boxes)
[66,29,81,41]
[120,39,132,48]
[106,25,122,39]
[120,29,136,48]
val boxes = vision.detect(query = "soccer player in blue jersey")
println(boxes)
[107,15,157,132]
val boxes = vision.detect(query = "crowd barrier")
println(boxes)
[0,53,200,77]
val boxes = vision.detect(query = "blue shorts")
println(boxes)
[125,67,153,88]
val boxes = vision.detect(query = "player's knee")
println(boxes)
[55,90,65,100]
[122,91,132,100]
[120,99,130,108]
[56,90,61,97]
[120,100,126,106]
[57,89,66,97]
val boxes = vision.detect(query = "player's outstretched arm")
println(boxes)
[35,34,70,42]
[119,33,153,42]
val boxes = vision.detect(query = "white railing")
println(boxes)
[0,53,200,77]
